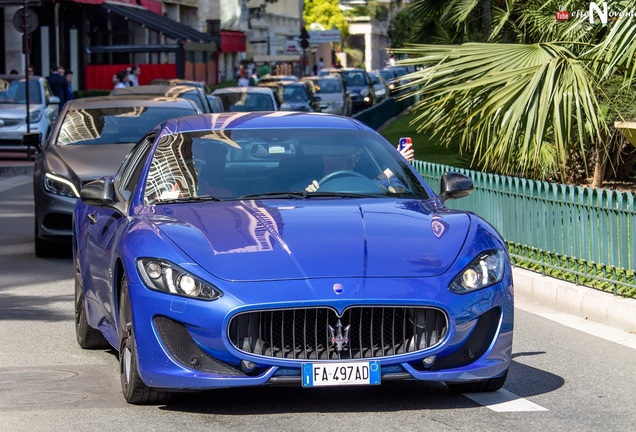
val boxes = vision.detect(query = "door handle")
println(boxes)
[87,213,97,224]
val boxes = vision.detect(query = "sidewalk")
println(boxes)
[1,159,635,335]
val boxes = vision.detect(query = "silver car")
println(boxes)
[211,87,278,112]
[302,75,352,116]
[0,75,60,155]
[33,95,201,257]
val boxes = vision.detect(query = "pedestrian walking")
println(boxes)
[46,65,67,111]
[128,65,141,86]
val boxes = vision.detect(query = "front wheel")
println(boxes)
[119,274,169,405]
[445,370,508,393]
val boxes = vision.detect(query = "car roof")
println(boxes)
[65,95,201,109]
[212,87,276,95]
[157,112,369,134]
[111,84,201,95]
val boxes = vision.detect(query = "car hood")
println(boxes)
[317,94,344,103]
[44,143,135,181]
[0,103,43,116]
[151,200,470,281]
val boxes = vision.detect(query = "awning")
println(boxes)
[70,0,163,15]
[102,2,217,45]
[221,31,246,53]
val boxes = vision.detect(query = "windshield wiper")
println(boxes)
[157,195,224,204]
[238,191,308,199]
[239,191,376,199]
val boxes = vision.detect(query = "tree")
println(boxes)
[304,0,349,35]
[394,0,636,187]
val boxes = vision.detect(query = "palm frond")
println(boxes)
[394,42,605,178]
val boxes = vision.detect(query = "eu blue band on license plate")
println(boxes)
[301,361,381,387]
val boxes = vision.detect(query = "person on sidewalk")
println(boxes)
[46,65,67,112]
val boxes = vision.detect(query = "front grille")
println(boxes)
[0,119,23,128]
[228,306,447,360]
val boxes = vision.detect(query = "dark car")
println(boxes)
[111,84,213,113]
[320,68,376,113]
[32,95,201,257]
[73,111,513,404]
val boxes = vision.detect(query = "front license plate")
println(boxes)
[302,361,381,387]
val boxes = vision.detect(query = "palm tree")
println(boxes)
[395,0,636,186]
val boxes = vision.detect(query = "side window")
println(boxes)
[117,133,155,201]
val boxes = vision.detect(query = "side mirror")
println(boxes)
[49,95,61,105]
[22,131,42,153]
[438,171,473,204]
[80,178,115,207]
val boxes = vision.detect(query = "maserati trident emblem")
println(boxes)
[328,319,350,352]
[332,283,344,294]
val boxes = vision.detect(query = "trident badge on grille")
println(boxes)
[328,319,351,352]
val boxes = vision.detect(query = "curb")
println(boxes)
[513,266,636,334]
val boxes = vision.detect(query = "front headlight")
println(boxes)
[137,258,223,301]
[43,172,80,197]
[29,109,43,123]
[449,249,506,294]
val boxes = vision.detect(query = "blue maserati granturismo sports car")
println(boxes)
[73,111,514,404]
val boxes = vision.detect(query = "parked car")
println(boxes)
[0,75,60,155]
[111,84,213,113]
[258,81,319,112]
[33,95,202,257]
[211,87,278,112]
[301,75,352,116]
[320,68,376,113]
[73,111,513,404]
[368,70,389,102]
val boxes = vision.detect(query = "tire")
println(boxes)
[119,274,169,405]
[446,370,508,393]
[74,255,109,349]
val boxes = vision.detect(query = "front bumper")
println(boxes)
[128,275,514,391]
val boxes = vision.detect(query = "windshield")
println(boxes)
[340,71,369,87]
[215,92,276,112]
[0,79,42,104]
[282,86,309,103]
[144,128,429,205]
[55,106,197,146]
[314,79,342,94]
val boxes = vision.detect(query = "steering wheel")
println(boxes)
[319,170,366,184]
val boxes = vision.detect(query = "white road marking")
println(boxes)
[0,175,32,193]
[464,389,549,412]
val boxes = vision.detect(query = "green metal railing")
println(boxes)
[415,161,636,298]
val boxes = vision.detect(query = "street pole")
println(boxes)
[22,0,31,133]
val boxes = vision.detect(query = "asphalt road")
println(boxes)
[2,176,636,432]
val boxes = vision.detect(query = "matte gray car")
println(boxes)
[33,95,201,257]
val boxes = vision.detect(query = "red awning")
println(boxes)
[69,0,163,15]
[221,31,246,53]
